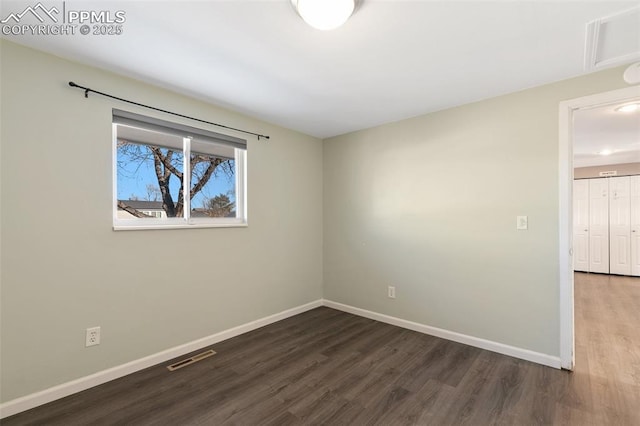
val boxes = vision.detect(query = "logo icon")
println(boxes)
[1,2,59,24]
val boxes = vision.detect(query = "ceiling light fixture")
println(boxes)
[615,103,640,113]
[291,0,359,31]
[598,149,613,156]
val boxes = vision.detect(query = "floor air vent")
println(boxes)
[167,349,216,371]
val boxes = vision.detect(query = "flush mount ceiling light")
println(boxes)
[598,149,614,156]
[291,0,359,31]
[615,103,640,113]
[623,62,640,84]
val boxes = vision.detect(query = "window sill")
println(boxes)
[113,221,248,231]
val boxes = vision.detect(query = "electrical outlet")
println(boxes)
[388,286,396,299]
[86,327,101,347]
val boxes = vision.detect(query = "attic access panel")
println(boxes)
[585,6,640,70]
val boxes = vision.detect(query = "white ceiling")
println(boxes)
[1,0,639,139]
[573,101,640,168]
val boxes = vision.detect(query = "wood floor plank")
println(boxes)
[372,379,457,426]
[349,385,411,425]
[4,274,640,425]
[502,362,565,425]
[428,350,505,425]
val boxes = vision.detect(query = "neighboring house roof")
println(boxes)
[118,201,236,217]
[190,208,210,218]
[192,208,236,218]
[117,200,163,210]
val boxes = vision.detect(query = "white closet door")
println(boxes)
[631,175,640,277]
[589,178,610,273]
[573,180,590,272]
[609,177,631,275]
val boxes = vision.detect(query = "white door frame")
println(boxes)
[558,84,640,370]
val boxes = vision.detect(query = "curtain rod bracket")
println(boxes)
[67,81,269,141]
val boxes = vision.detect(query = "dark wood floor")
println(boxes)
[3,273,640,425]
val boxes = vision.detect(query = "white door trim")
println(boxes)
[558,84,640,370]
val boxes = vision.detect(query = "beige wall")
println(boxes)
[0,41,323,402]
[323,66,630,357]
[574,162,640,179]
[1,37,635,405]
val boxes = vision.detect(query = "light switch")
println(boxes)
[517,216,528,230]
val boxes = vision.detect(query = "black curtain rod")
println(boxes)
[68,81,269,141]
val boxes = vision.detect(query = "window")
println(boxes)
[113,109,247,230]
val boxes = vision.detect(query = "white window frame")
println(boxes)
[112,121,248,231]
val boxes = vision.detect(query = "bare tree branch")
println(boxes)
[117,201,152,218]
[190,158,224,200]
[150,146,182,179]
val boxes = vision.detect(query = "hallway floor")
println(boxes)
[570,272,640,424]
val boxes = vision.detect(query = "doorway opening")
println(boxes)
[559,85,640,370]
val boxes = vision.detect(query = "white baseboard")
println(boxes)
[322,299,562,369]
[1,297,561,419]
[0,299,323,419]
